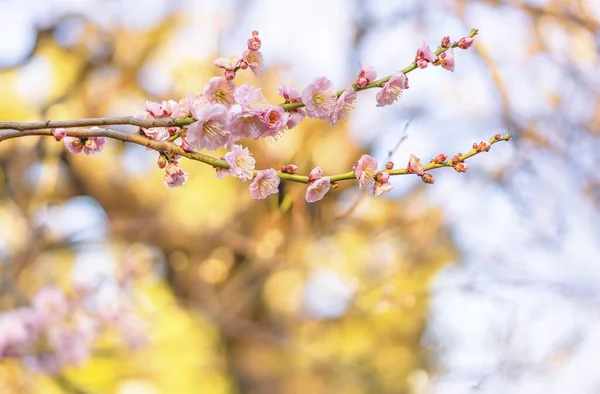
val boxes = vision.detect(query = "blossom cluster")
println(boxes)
[51,30,479,202]
[0,284,146,375]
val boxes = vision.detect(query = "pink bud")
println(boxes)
[224,70,236,80]
[431,154,447,164]
[247,34,261,51]
[457,37,474,50]
[281,164,299,174]
[157,155,167,169]
[308,167,323,182]
[385,161,394,170]
[407,154,424,176]
[441,36,451,48]
[453,162,468,173]
[52,128,66,141]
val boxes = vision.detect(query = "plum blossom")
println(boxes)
[458,37,474,49]
[213,55,240,80]
[164,163,189,188]
[330,87,357,125]
[186,102,230,150]
[415,41,438,69]
[306,177,331,202]
[32,287,69,324]
[302,76,337,120]
[203,76,236,107]
[278,84,302,103]
[372,171,392,197]
[353,154,378,189]
[235,84,269,114]
[261,105,289,138]
[355,63,377,88]
[224,145,256,181]
[64,136,106,155]
[242,49,263,75]
[249,168,280,199]
[376,72,408,107]
[437,49,455,72]
[407,154,425,176]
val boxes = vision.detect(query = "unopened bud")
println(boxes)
[421,173,435,184]
[453,162,468,173]
[385,161,394,170]
[476,141,491,152]
[457,37,474,50]
[281,164,299,174]
[332,182,339,189]
[157,155,168,169]
[52,128,67,141]
[441,36,451,48]
[247,34,261,51]
[451,154,461,165]
[472,142,478,149]
[431,153,447,164]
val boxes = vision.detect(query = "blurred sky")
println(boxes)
[2,0,600,393]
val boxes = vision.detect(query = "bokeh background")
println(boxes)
[1,0,599,393]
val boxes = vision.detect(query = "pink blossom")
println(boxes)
[353,154,378,189]
[235,84,269,115]
[145,100,163,117]
[247,33,261,51]
[32,287,69,324]
[160,100,178,116]
[187,103,230,151]
[164,163,189,188]
[306,177,331,202]
[438,48,455,72]
[372,172,393,197]
[249,168,280,199]
[415,41,438,69]
[407,154,425,176]
[355,63,377,88]
[142,127,169,141]
[224,145,256,181]
[213,55,240,80]
[230,112,266,140]
[260,105,289,138]
[286,109,305,129]
[52,128,66,141]
[0,310,34,357]
[242,49,263,75]
[171,97,193,118]
[330,87,357,125]
[441,36,451,48]
[376,72,408,107]
[63,136,83,154]
[301,76,337,120]
[82,135,106,155]
[278,84,302,103]
[203,76,236,107]
[308,166,323,182]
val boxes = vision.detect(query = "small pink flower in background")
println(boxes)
[0,310,34,357]
[247,31,261,51]
[224,145,256,181]
[171,97,193,118]
[82,135,106,155]
[438,49,455,72]
[164,163,189,188]
[302,76,337,120]
[407,154,425,176]
[278,84,302,103]
[32,287,69,324]
[329,87,357,126]
[306,177,331,202]
[260,106,290,138]
[372,171,392,197]
[457,37,474,50]
[203,76,236,107]
[242,49,263,75]
[187,103,230,151]
[355,63,377,88]
[235,84,269,115]
[52,128,66,141]
[63,136,84,154]
[376,72,408,107]
[308,166,323,182]
[415,41,438,69]
[353,154,378,189]
[249,168,280,199]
